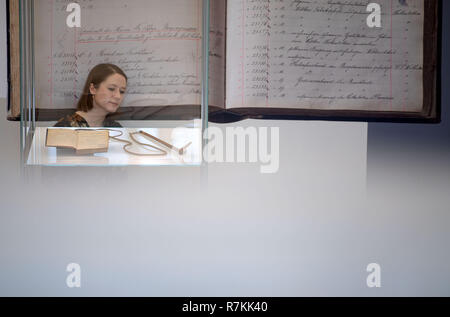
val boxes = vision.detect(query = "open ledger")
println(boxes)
[45,129,109,155]
[28,0,439,123]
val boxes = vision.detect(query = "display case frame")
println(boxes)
[9,0,209,168]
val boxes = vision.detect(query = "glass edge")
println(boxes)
[201,0,210,166]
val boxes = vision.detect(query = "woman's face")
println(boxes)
[90,73,127,114]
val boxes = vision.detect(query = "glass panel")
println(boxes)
[19,0,209,167]
[19,0,35,165]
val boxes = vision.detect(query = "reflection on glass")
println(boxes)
[17,0,209,167]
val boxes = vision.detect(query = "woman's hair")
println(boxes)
[77,63,128,112]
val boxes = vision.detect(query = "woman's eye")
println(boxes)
[108,88,115,92]
[120,90,125,94]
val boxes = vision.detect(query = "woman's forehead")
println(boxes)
[103,73,127,86]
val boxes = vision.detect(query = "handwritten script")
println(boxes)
[226,0,424,112]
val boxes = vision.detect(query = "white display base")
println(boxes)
[26,127,202,167]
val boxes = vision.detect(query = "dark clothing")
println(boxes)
[54,113,122,128]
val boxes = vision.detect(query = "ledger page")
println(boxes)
[35,0,207,109]
[225,0,424,112]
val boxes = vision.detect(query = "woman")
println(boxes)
[54,63,127,128]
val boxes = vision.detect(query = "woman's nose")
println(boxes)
[112,89,121,99]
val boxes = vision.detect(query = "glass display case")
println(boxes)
[13,0,210,167]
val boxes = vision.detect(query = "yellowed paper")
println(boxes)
[35,0,209,109]
[226,0,424,112]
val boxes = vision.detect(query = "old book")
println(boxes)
[45,129,109,155]
[212,0,440,123]
[9,0,440,123]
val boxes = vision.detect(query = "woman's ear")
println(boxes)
[89,83,97,95]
